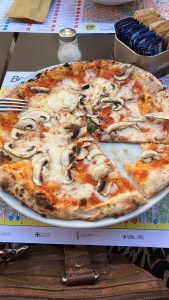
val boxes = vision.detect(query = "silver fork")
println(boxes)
[0,97,28,112]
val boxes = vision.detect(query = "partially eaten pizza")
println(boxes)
[0,60,169,221]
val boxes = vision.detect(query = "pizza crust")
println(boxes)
[135,70,165,96]
[0,168,146,221]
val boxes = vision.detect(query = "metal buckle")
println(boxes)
[0,243,29,262]
[62,268,99,285]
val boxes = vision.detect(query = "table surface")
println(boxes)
[0,32,169,299]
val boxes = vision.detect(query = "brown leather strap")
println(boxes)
[62,245,99,286]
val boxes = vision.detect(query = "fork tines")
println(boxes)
[0,97,28,112]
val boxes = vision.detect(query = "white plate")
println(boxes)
[0,65,169,229]
[90,0,135,5]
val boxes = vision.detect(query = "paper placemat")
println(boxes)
[1,71,169,246]
[0,0,169,33]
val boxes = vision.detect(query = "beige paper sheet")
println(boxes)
[6,0,53,23]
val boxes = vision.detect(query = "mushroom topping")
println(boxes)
[73,110,86,117]
[124,116,144,123]
[81,83,90,90]
[91,163,110,181]
[76,147,88,160]
[141,150,161,163]
[20,110,50,123]
[114,65,135,81]
[15,118,37,131]
[70,127,87,140]
[97,179,119,196]
[63,166,74,185]
[30,86,49,93]
[87,148,103,161]
[106,122,133,134]
[4,142,37,158]
[111,98,124,111]
[145,112,169,121]
[77,136,96,148]
[32,154,50,186]
[11,128,27,140]
[60,149,74,168]
[79,94,87,106]
[93,154,107,165]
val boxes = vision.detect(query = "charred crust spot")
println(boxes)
[41,213,47,218]
[15,187,19,195]
[27,78,35,83]
[79,199,87,207]
[11,174,16,180]
[36,192,53,211]
[1,179,9,190]
[34,72,42,80]
[63,63,72,70]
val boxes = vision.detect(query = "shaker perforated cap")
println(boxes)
[59,28,77,42]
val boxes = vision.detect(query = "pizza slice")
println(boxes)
[0,134,146,221]
[124,143,169,198]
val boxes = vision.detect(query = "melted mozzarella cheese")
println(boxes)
[41,133,68,183]
[47,90,79,112]
[57,183,95,200]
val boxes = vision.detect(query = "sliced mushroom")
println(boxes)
[106,122,133,134]
[93,154,107,165]
[21,110,50,123]
[73,109,86,117]
[77,136,96,148]
[114,65,135,81]
[141,150,161,163]
[15,118,37,131]
[91,163,110,181]
[111,98,124,111]
[11,128,27,140]
[97,180,118,197]
[81,83,90,90]
[79,94,87,105]
[32,151,43,165]
[32,154,50,186]
[145,112,169,121]
[60,148,74,168]
[70,127,87,140]
[87,148,103,161]
[63,165,74,185]
[4,142,37,158]
[124,116,144,123]
[76,147,88,160]
[30,86,49,93]
[97,180,109,196]
[84,103,93,116]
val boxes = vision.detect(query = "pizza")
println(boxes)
[0,59,169,221]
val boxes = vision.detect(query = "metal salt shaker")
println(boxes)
[57,28,82,63]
